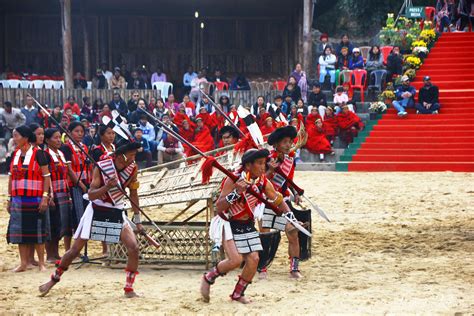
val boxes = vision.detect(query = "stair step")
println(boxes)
[339,161,474,172]
[367,130,474,137]
[349,155,474,162]
[358,142,474,149]
[362,136,474,143]
[354,148,474,155]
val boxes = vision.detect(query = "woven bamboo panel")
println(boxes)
[108,222,220,266]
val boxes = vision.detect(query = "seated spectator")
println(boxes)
[92,68,108,89]
[175,104,195,128]
[183,65,197,94]
[110,92,128,117]
[335,34,354,57]
[139,67,150,89]
[283,79,302,105]
[228,104,247,134]
[435,0,450,33]
[256,106,269,127]
[306,106,323,125]
[100,62,113,85]
[415,76,440,114]
[137,114,157,151]
[73,72,87,89]
[196,107,217,133]
[251,96,266,116]
[166,94,179,113]
[83,124,97,149]
[218,94,231,113]
[318,46,337,87]
[337,104,364,144]
[288,104,304,127]
[196,94,214,114]
[64,108,79,122]
[349,48,364,70]
[260,117,276,139]
[393,75,417,117]
[210,109,225,135]
[386,46,403,80]
[147,97,157,113]
[151,67,167,85]
[110,67,127,89]
[291,63,308,102]
[191,117,215,155]
[63,96,81,116]
[180,119,195,144]
[322,107,338,144]
[210,69,228,83]
[21,95,40,125]
[127,91,140,113]
[230,74,250,91]
[366,46,385,72]
[337,47,351,70]
[155,113,176,143]
[182,94,196,117]
[129,98,148,124]
[316,33,331,57]
[268,95,285,119]
[127,70,146,89]
[307,83,328,119]
[190,70,208,104]
[48,105,62,129]
[282,95,295,115]
[91,98,104,123]
[219,126,239,147]
[305,117,333,161]
[334,86,355,113]
[153,98,170,120]
[81,96,94,122]
[121,63,131,82]
[296,99,308,117]
[134,128,153,168]
[98,103,112,122]
[157,134,184,165]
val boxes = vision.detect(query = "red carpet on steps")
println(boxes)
[348,32,474,172]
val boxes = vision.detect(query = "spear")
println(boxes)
[27,94,165,248]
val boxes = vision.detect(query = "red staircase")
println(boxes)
[347,32,474,172]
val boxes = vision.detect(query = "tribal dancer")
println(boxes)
[259,126,303,279]
[39,141,144,298]
[200,148,290,304]
[44,128,74,261]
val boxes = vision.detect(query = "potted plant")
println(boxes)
[379,89,395,106]
[369,101,388,119]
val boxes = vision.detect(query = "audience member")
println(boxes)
[73,72,87,89]
[151,67,167,85]
[316,33,332,57]
[335,34,354,56]
[230,74,250,91]
[337,47,351,70]
[1,101,26,140]
[63,96,81,116]
[127,70,146,89]
[110,92,128,117]
[386,46,403,80]
[133,128,153,167]
[110,67,127,89]
[92,68,108,89]
[307,83,328,118]
[393,75,417,117]
[183,65,197,94]
[157,134,184,165]
[283,77,302,105]
[22,96,40,125]
[365,46,385,72]
[290,63,308,102]
[100,62,113,85]
[349,48,364,70]
[318,46,337,87]
[415,76,440,114]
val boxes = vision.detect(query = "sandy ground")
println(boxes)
[0,172,473,315]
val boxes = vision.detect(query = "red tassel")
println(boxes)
[234,133,258,154]
[201,156,217,184]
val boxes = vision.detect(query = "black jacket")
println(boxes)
[387,53,403,76]
[418,85,439,104]
[307,91,327,107]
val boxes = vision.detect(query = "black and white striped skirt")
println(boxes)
[229,221,263,254]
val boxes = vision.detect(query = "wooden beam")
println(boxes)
[60,0,73,89]
[302,0,313,75]
[80,0,90,80]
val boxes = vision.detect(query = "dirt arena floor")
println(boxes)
[0,172,473,315]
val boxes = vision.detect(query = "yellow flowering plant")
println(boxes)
[420,29,436,42]
[404,69,417,80]
[405,55,422,69]
[380,90,396,100]
[411,40,427,48]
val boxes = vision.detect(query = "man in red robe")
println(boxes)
[336,104,364,144]
[305,118,333,161]
[192,117,215,154]
[322,107,338,144]
[260,117,276,140]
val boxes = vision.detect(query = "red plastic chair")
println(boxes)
[214,81,229,91]
[380,46,393,65]
[351,69,367,103]
[425,7,435,22]
[273,80,287,91]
